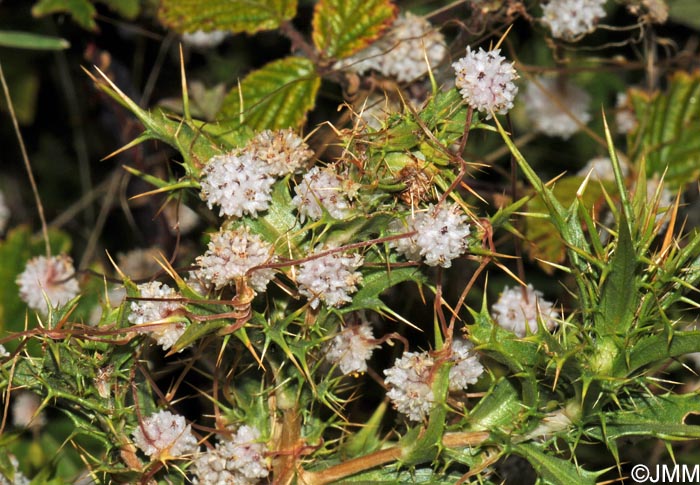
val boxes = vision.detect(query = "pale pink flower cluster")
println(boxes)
[246,129,313,176]
[0,189,9,234]
[491,284,559,337]
[11,391,46,429]
[384,340,483,421]
[523,77,591,139]
[16,254,80,312]
[192,426,269,484]
[541,0,607,40]
[390,203,471,268]
[615,92,637,134]
[296,247,363,309]
[292,166,351,222]
[326,322,379,374]
[128,281,186,352]
[336,13,447,82]
[132,410,198,460]
[195,227,276,292]
[452,47,519,118]
[182,30,228,48]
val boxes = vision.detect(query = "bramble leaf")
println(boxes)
[312,0,396,58]
[218,56,320,130]
[158,0,297,35]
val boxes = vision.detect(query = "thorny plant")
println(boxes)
[2,0,700,484]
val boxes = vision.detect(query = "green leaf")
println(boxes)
[341,401,387,459]
[158,0,297,35]
[467,378,523,431]
[0,31,69,50]
[98,0,139,19]
[585,393,700,442]
[312,0,396,58]
[630,71,700,189]
[669,0,700,29]
[513,443,599,485]
[245,178,304,254]
[32,0,97,31]
[217,56,320,131]
[342,266,424,313]
[596,211,637,335]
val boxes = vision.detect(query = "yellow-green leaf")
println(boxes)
[32,0,97,31]
[158,0,297,35]
[312,0,397,58]
[0,31,70,50]
[217,56,320,130]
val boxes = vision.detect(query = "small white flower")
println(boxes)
[192,425,269,484]
[335,13,447,83]
[452,47,519,118]
[326,321,379,374]
[0,189,9,234]
[390,203,471,268]
[0,345,8,358]
[297,247,363,309]
[492,284,559,337]
[132,410,198,460]
[292,166,351,222]
[182,30,228,48]
[195,227,276,292]
[16,254,80,312]
[0,455,30,485]
[541,0,607,40]
[523,77,591,139]
[11,391,46,429]
[615,92,637,134]
[448,339,484,392]
[128,282,186,351]
[200,151,275,219]
[246,129,313,176]
[384,351,435,422]
[116,247,162,280]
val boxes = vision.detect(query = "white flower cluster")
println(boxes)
[117,247,163,280]
[128,281,186,351]
[0,456,29,485]
[182,30,228,48]
[12,391,46,429]
[390,203,471,268]
[246,129,313,176]
[132,410,198,460]
[326,321,379,374]
[384,340,483,422]
[336,13,447,82]
[448,339,485,391]
[16,254,80,312]
[192,426,269,485]
[541,0,607,40]
[492,284,559,337]
[195,227,276,292]
[292,166,351,222]
[0,189,9,234]
[615,92,637,134]
[0,345,8,358]
[523,77,591,139]
[200,151,275,219]
[577,156,629,181]
[452,47,519,118]
[297,247,363,309]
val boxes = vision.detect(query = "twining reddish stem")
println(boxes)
[299,431,490,485]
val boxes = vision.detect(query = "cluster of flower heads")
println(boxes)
[182,30,228,49]
[336,13,447,82]
[128,281,187,351]
[452,47,519,118]
[326,321,379,374]
[541,0,607,40]
[523,77,591,139]
[292,166,351,222]
[492,284,559,337]
[390,203,471,268]
[132,410,198,460]
[577,156,630,181]
[615,92,638,134]
[195,227,277,292]
[200,129,312,219]
[16,254,80,312]
[11,391,46,430]
[384,340,484,421]
[296,247,364,308]
[192,426,269,484]
[0,189,9,234]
